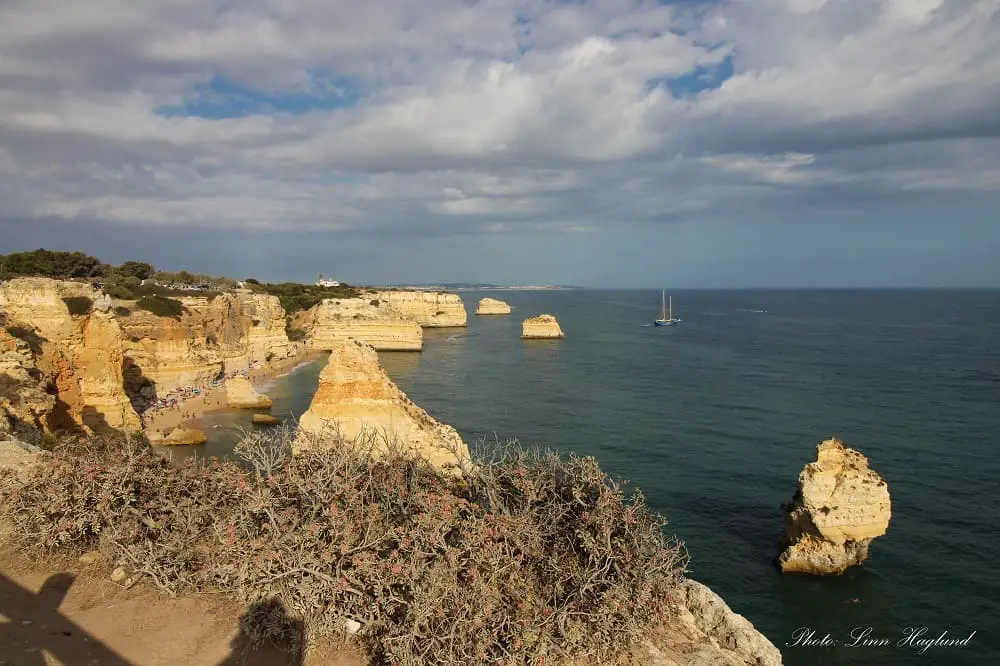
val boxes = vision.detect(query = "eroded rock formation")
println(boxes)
[226,376,272,409]
[643,579,784,665]
[296,298,423,351]
[521,314,564,339]
[0,278,140,433]
[152,427,207,446]
[777,438,891,575]
[0,324,55,434]
[118,291,295,396]
[373,290,467,327]
[0,278,296,434]
[476,297,511,315]
[77,308,143,432]
[296,339,469,473]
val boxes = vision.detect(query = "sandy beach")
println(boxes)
[142,351,319,438]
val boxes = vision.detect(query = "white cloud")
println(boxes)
[0,0,997,234]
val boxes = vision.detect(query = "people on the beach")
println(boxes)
[138,367,254,425]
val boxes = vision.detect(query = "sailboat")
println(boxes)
[654,290,681,326]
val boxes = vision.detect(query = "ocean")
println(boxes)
[183,289,1000,665]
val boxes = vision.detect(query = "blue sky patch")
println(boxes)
[655,54,734,98]
[156,74,362,119]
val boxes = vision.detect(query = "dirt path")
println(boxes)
[0,552,365,666]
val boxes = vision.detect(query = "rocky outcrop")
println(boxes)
[296,340,470,473]
[373,290,467,327]
[76,308,143,432]
[152,427,207,446]
[777,438,891,575]
[0,278,141,433]
[521,314,564,339]
[641,580,783,665]
[476,297,511,315]
[0,325,55,434]
[226,377,272,409]
[0,438,42,483]
[118,292,295,397]
[252,413,280,425]
[296,298,423,351]
[0,278,297,434]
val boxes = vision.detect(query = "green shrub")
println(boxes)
[113,261,154,281]
[0,432,686,666]
[1,249,106,278]
[62,296,93,316]
[114,306,132,317]
[103,282,138,299]
[136,295,185,318]
[285,327,306,342]
[251,282,361,314]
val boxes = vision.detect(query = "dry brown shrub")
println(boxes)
[0,429,687,665]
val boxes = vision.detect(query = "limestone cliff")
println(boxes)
[0,278,296,434]
[118,291,295,397]
[296,298,423,351]
[777,438,891,575]
[0,325,55,434]
[296,340,470,473]
[77,308,143,432]
[476,297,511,315]
[0,278,140,433]
[226,376,272,409]
[641,580,783,665]
[521,314,564,339]
[373,290,467,327]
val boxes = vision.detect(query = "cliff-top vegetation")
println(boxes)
[0,429,687,665]
[244,279,361,313]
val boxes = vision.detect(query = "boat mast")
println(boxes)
[661,290,666,320]
[669,295,673,320]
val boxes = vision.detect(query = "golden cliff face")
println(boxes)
[372,290,467,327]
[118,292,295,395]
[521,314,564,339]
[778,438,892,575]
[476,297,511,315]
[297,339,470,474]
[0,325,56,434]
[77,309,143,432]
[0,278,140,433]
[298,298,423,351]
[0,278,295,434]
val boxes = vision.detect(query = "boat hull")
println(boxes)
[654,319,680,327]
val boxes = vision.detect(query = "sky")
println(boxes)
[0,0,998,287]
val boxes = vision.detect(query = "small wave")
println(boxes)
[289,359,316,373]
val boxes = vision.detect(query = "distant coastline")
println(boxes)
[380,283,580,292]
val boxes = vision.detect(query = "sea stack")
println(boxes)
[226,377,273,409]
[476,297,512,315]
[778,438,891,575]
[296,339,470,474]
[154,427,207,446]
[521,314,564,339]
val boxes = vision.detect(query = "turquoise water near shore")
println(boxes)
[186,289,999,665]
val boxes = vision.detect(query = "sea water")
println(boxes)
[187,289,1000,665]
